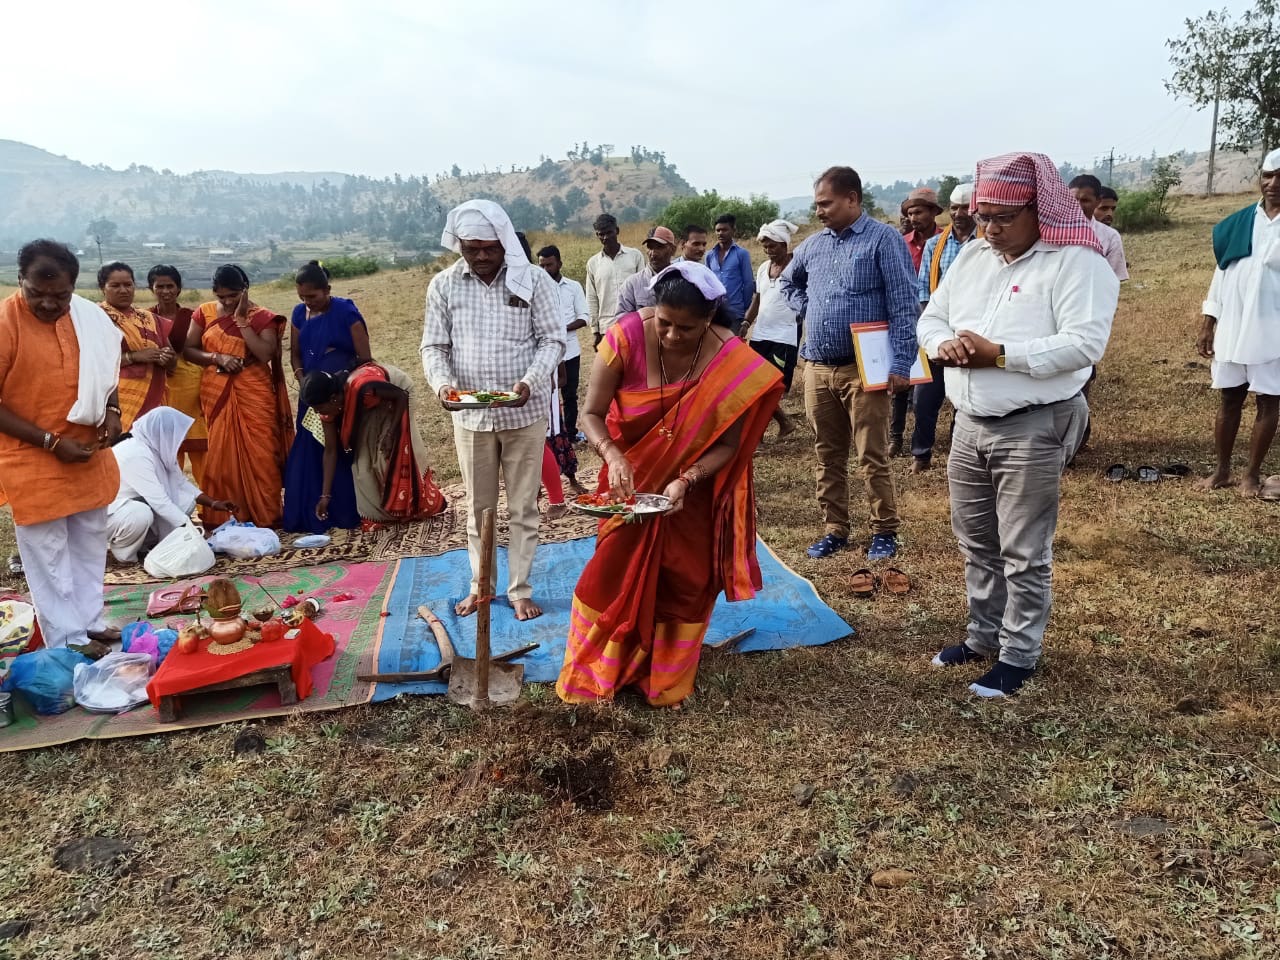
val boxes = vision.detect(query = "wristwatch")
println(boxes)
[995,344,1007,369]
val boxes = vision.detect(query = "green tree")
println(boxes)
[87,217,117,243]
[1166,1,1280,152]
[937,175,960,207]
[655,191,780,237]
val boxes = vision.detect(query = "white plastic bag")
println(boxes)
[143,523,216,579]
[206,520,281,560]
[72,652,154,714]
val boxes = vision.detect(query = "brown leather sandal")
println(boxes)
[850,568,878,598]
[883,567,912,596]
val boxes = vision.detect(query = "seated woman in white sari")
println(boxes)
[106,407,236,562]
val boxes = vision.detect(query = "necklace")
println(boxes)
[657,326,708,439]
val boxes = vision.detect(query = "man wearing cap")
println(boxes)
[616,226,678,319]
[706,214,755,332]
[585,213,644,346]
[782,165,918,562]
[422,199,565,622]
[1196,149,1280,497]
[917,152,1118,698]
[903,187,944,272]
[894,182,980,473]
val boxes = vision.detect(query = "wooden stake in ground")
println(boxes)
[446,508,523,709]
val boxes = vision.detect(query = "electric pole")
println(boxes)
[1207,71,1221,197]
[1107,148,1115,186]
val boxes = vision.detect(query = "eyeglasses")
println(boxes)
[974,204,1034,227]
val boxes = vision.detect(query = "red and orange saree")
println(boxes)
[556,312,783,707]
[193,302,294,528]
[340,364,444,523]
[102,303,172,429]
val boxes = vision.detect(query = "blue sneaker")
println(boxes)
[931,643,988,668]
[867,533,898,560]
[806,534,848,559]
[969,662,1035,699]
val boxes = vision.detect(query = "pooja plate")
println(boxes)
[569,492,672,519]
[442,390,522,411]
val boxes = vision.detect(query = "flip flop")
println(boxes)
[1135,465,1161,483]
[6,554,22,576]
[883,567,912,596]
[1160,463,1191,479]
[1105,464,1131,483]
[849,568,878,598]
[1260,475,1280,502]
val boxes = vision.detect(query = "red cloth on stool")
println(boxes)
[146,618,335,709]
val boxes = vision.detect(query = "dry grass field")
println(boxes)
[0,204,1277,959]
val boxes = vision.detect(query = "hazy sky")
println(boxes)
[6,0,1243,197]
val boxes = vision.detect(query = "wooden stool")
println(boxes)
[156,665,297,722]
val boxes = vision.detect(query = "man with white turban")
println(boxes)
[917,152,1118,698]
[741,219,802,435]
[422,199,564,621]
[899,181,979,473]
[1195,148,1280,498]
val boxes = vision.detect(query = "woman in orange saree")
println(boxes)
[557,262,783,708]
[147,264,207,485]
[182,265,294,528]
[98,262,174,429]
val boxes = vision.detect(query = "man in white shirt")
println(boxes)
[422,200,564,622]
[1196,149,1280,497]
[537,244,589,441]
[917,152,1119,698]
[584,213,644,347]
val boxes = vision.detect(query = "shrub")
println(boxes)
[1113,189,1171,232]
[319,255,380,279]
[655,191,780,237]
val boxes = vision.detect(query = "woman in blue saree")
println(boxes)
[282,261,373,532]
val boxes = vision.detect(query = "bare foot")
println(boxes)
[455,594,480,617]
[70,639,111,660]
[775,412,796,438]
[512,598,542,621]
[89,626,122,643]
[1196,472,1234,491]
[568,477,586,496]
[1239,474,1263,498]
[911,457,931,474]
[546,503,569,521]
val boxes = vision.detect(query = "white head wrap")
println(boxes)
[115,406,201,515]
[949,182,975,207]
[1263,149,1280,173]
[757,219,800,246]
[441,199,534,301]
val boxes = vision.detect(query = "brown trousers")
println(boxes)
[804,362,900,538]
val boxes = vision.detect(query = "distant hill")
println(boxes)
[0,140,695,249]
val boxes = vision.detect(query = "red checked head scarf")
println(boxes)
[974,152,1101,252]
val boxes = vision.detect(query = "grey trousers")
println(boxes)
[947,395,1088,669]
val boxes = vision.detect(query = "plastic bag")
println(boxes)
[72,652,154,714]
[1,647,91,715]
[0,597,42,658]
[121,622,160,668]
[206,520,281,560]
[143,523,216,579]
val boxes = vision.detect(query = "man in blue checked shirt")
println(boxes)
[781,166,919,561]
[706,214,755,332]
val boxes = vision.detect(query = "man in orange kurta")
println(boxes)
[0,241,123,653]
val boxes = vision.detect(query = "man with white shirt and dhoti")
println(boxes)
[422,200,564,621]
[1196,149,1280,498]
[917,153,1119,698]
[0,240,124,656]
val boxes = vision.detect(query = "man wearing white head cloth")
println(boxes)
[422,199,565,621]
[1195,149,1280,498]
[899,181,979,472]
[741,219,802,435]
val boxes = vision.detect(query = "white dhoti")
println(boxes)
[14,507,109,648]
[106,500,158,562]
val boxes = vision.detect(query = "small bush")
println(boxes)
[319,255,380,279]
[1113,189,1171,232]
[655,191,781,237]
